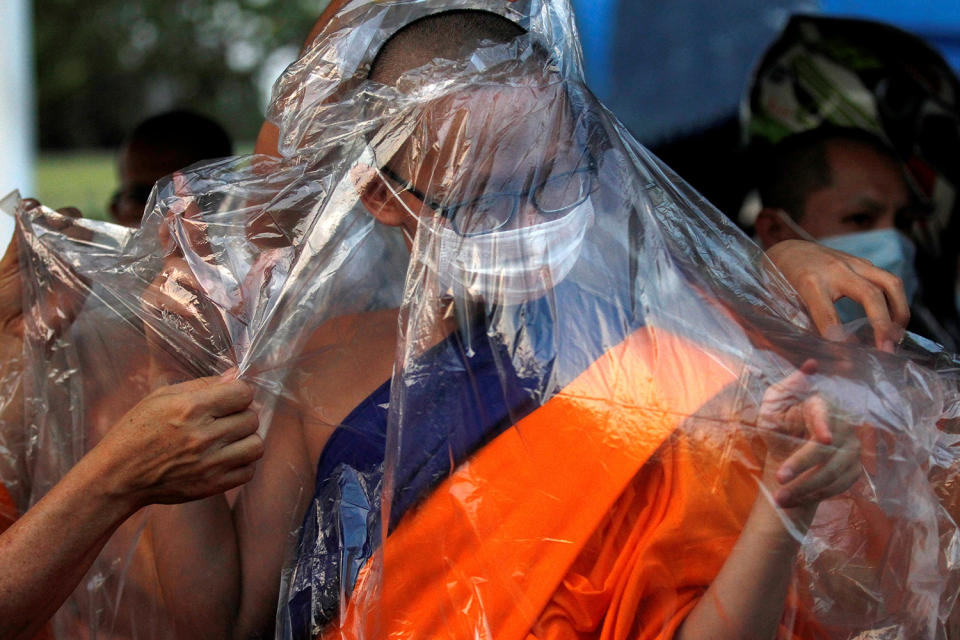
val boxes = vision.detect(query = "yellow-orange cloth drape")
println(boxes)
[322,326,824,639]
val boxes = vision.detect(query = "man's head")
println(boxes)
[111,110,233,227]
[353,9,593,305]
[753,128,919,247]
[356,11,583,231]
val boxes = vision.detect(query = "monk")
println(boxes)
[144,8,885,639]
[255,0,912,355]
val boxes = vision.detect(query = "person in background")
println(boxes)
[743,13,960,349]
[751,126,940,345]
[0,201,262,640]
[109,110,233,227]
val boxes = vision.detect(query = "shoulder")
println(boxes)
[287,309,398,455]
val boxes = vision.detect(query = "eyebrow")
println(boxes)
[850,197,886,213]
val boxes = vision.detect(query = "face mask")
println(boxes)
[418,197,594,306]
[775,211,919,322]
[819,229,919,320]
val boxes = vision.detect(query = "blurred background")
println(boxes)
[1,0,959,241]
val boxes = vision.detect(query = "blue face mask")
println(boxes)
[818,229,919,323]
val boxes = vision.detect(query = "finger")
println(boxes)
[210,409,260,445]
[779,442,857,495]
[846,260,911,329]
[763,362,815,409]
[21,198,40,210]
[832,278,906,351]
[212,432,265,469]
[802,394,833,445]
[41,208,83,233]
[776,437,836,484]
[759,361,818,434]
[776,462,861,508]
[163,374,246,397]
[208,463,258,494]
[192,379,255,417]
[797,279,843,338]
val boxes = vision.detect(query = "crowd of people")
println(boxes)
[2,1,960,639]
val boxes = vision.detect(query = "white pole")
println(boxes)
[0,0,35,248]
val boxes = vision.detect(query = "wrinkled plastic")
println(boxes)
[3,1,960,638]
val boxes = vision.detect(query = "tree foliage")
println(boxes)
[34,0,327,149]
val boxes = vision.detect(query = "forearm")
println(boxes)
[149,496,242,638]
[675,490,814,640]
[0,447,137,640]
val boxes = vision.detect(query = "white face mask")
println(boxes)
[775,210,919,322]
[418,197,595,305]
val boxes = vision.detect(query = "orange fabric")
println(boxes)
[0,480,16,533]
[321,327,818,639]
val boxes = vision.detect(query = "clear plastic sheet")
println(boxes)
[4,1,960,638]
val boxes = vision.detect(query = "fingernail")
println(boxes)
[882,340,895,353]
[775,489,791,506]
[777,467,794,483]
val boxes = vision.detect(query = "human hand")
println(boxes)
[0,199,85,339]
[94,374,262,509]
[767,239,909,352]
[757,360,863,512]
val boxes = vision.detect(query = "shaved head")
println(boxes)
[368,10,526,86]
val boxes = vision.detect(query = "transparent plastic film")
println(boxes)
[2,1,960,640]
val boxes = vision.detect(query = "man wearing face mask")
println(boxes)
[743,14,960,350]
[751,126,952,347]
[140,6,894,639]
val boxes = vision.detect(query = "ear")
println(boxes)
[754,207,801,249]
[353,162,417,228]
[254,122,281,158]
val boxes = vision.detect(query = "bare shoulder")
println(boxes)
[288,308,399,459]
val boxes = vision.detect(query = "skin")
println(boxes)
[149,78,866,639]
[756,141,915,351]
[755,141,912,242]
[0,202,264,640]
[255,16,911,354]
[371,91,863,640]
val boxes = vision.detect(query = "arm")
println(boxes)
[767,239,909,351]
[149,400,315,639]
[0,375,261,640]
[676,361,862,640]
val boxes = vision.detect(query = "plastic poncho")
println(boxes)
[4,1,960,638]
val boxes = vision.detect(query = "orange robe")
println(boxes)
[322,327,822,639]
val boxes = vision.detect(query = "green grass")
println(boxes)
[35,150,116,221]
[34,144,255,223]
